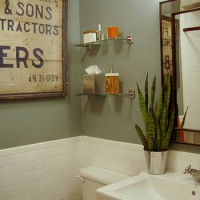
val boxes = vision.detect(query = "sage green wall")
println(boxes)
[0,0,82,149]
[80,0,162,143]
[1,0,199,153]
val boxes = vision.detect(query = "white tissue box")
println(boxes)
[83,31,97,43]
[83,74,105,94]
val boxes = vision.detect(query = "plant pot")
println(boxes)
[144,150,168,175]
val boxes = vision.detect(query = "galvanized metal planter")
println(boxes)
[144,150,168,175]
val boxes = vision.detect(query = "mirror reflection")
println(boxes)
[160,0,200,145]
[176,9,200,130]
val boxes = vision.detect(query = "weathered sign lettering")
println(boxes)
[0,46,44,68]
[0,0,66,99]
[161,18,173,86]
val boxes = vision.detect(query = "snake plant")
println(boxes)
[135,73,175,151]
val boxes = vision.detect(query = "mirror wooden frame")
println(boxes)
[171,7,200,145]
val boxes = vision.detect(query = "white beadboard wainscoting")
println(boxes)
[0,137,83,200]
[0,136,200,200]
[81,136,146,176]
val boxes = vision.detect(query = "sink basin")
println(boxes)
[96,171,200,200]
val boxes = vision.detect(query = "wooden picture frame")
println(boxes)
[0,0,68,100]
[160,15,173,86]
[160,15,180,87]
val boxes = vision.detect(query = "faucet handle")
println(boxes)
[184,165,191,174]
[184,165,200,183]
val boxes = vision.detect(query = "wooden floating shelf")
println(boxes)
[74,36,134,50]
[76,90,135,99]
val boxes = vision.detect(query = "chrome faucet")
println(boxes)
[184,165,200,183]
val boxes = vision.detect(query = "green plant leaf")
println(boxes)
[155,92,164,121]
[149,76,156,109]
[162,109,175,149]
[181,106,189,128]
[165,73,171,123]
[160,105,167,135]
[145,73,148,113]
[156,121,162,151]
[136,83,148,132]
[160,73,171,135]
[135,72,174,151]
[148,138,154,151]
[147,107,157,150]
[135,124,148,150]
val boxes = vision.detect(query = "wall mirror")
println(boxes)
[160,0,200,145]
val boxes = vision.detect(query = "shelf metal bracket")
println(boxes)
[126,36,134,44]
[128,90,135,99]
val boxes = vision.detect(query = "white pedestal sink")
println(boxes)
[96,171,200,200]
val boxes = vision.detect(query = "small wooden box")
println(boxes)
[83,74,105,94]
[83,74,95,94]
[83,31,97,43]
[105,73,119,94]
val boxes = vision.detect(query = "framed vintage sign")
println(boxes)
[160,16,173,86]
[160,15,180,87]
[0,0,67,100]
